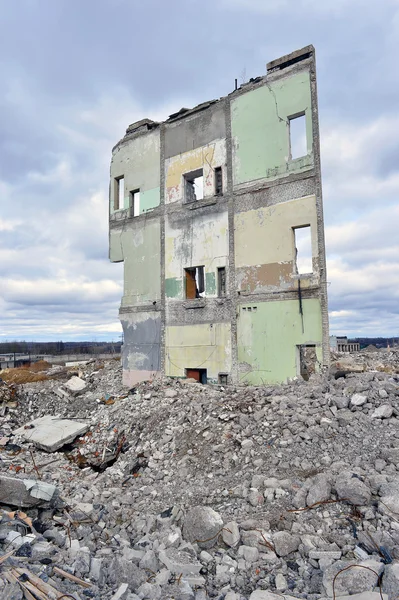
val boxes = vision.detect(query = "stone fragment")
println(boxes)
[272,531,300,557]
[222,521,240,547]
[139,549,159,572]
[335,472,371,505]
[333,396,350,409]
[14,415,88,452]
[136,582,162,599]
[182,506,223,549]
[275,573,287,590]
[371,404,393,419]
[64,376,87,395]
[322,559,384,597]
[108,557,147,590]
[248,488,264,506]
[306,473,331,506]
[237,545,259,563]
[309,550,342,560]
[379,477,399,515]
[351,394,367,407]
[159,548,201,575]
[0,475,58,507]
[382,562,399,600]
[111,583,129,600]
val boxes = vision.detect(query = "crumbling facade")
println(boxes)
[109,45,329,386]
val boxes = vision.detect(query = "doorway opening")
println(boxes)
[297,344,317,381]
[185,368,207,384]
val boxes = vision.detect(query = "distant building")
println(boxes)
[109,45,330,386]
[330,336,360,353]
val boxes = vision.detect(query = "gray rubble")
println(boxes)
[0,349,399,598]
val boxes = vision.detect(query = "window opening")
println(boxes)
[130,189,140,217]
[186,368,207,384]
[115,177,124,210]
[184,169,203,203]
[185,266,205,299]
[218,373,228,385]
[293,226,312,274]
[289,114,307,159]
[217,267,226,297]
[215,167,223,195]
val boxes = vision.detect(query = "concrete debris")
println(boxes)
[0,352,398,598]
[0,474,58,507]
[64,375,87,395]
[13,414,89,451]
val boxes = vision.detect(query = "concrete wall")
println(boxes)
[237,298,322,385]
[231,70,313,186]
[109,46,329,387]
[165,104,226,158]
[234,195,319,294]
[110,129,160,215]
[165,139,227,205]
[121,311,161,386]
[165,322,231,382]
[110,219,161,307]
[165,210,228,299]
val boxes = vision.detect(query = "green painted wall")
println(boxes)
[139,187,160,214]
[205,272,216,295]
[165,277,182,299]
[110,129,160,214]
[109,220,161,307]
[237,298,322,385]
[231,71,313,185]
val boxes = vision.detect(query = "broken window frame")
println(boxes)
[214,166,223,196]
[184,169,204,203]
[129,189,140,217]
[217,266,226,297]
[185,266,205,299]
[218,373,228,385]
[293,225,313,276]
[288,112,307,160]
[114,176,124,211]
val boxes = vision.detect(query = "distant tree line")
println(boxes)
[349,337,399,349]
[0,341,122,355]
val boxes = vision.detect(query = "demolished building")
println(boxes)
[109,45,329,387]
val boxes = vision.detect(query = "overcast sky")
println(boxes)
[1,0,399,342]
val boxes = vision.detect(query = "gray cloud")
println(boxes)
[1,0,398,340]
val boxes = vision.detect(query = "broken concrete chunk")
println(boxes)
[382,562,399,600]
[14,415,89,452]
[272,531,300,557]
[222,520,240,548]
[64,375,87,395]
[335,472,371,506]
[158,547,202,575]
[322,559,384,597]
[371,404,393,419]
[335,593,388,600]
[0,475,58,508]
[351,394,367,407]
[182,506,223,549]
[306,473,331,506]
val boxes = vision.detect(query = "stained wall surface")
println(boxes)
[165,323,232,382]
[237,298,322,384]
[165,210,228,299]
[121,311,161,386]
[110,129,160,214]
[231,70,313,186]
[234,195,319,294]
[165,139,226,205]
[110,220,161,307]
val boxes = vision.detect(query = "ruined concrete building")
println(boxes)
[109,45,329,386]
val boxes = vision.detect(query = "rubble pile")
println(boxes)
[0,357,399,599]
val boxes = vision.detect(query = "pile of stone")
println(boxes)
[0,358,399,599]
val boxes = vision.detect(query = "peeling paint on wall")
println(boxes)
[231,71,313,186]
[237,298,322,385]
[165,139,226,205]
[165,323,232,382]
[165,211,228,299]
[234,195,319,293]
